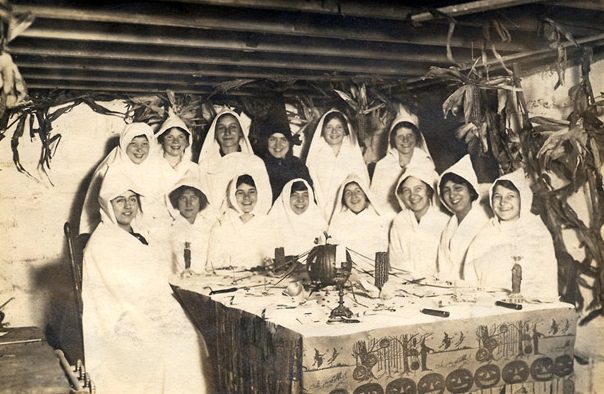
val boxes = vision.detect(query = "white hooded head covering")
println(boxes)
[98,170,145,232]
[306,109,361,166]
[489,168,533,221]
[155,113,193,162]
[225,172,272,216]
[394,164,440,211]
[268,178,327,255]
[328,174,389,266]
[387,104,431,158]
[106,122,161,181]
[198,109,254,172]
[437,154,480,214]
[332,174,382,219]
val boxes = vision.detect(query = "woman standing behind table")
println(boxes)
[167,176,216,275]
[389,165,450,278]
[260,121,312,202]
[79,122,162,235]
[370,106,434,215]
[436,155,489,282]
[82,171,206,394]
[155,114,199,191]
[464,169,559,301]
[198,109,271,211]
[328,175,390,272]
[306,109,369,220]
[268,178,327,257]
[207,173,275,270]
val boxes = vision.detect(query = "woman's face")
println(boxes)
[393,127,417,155]
[126,135,150,164]
[322,118,346,146]
[235,183,257,214]
[441,180,472,217]
[492,185,520,221]
[343,182,368,214]
[290,189,309,215]
[111,190,139,226]
[215,114,242,150]
[161,128,189,157]
[267,133,290,159]
[398,176,430,214]
[177,189,202,223]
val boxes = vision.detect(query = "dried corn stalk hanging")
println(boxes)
[332,82,393,163]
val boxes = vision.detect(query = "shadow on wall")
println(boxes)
[68,135,120,235]
[31,252,82,364]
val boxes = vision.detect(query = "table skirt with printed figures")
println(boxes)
[304,307,576,394]
[173,286,576,394]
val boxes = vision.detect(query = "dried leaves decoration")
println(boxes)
[540,18,580,90]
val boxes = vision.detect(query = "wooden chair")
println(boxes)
[63,222,89,365]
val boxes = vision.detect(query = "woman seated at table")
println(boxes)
[167,176,216,275]
[306,109,369,220]
[437,155,489,282]
[198,109,271,211]
[79,122,162,234]
[268,178,327,257]
[207,173,274,270]
[464,169,558,301]
[389,165,449,278]
[371,105,434,215]
[328,175,389,271]
[82,170,206,393]
[260,121,312,202]
[156,114,199,190]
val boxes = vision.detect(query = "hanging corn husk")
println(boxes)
[331,82,391,162]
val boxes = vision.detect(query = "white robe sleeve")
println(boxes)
[388,218,411,274]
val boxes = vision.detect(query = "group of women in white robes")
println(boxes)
[82,172,206,394]
[370,105,435,216]
[80,105,561,392]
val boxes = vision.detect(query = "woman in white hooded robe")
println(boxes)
[198,109,271,211]
[268,178,327,257]
[464,169,559,301]
[328,174,390,272]
[370,106,434,215]
[79,122,162,234]
[166,176,216,275]
[306,109,369,220]
[206,173,275,270]
[82,171,206,393]
[436,155,490,281]
[389,165,450,278]
[155,114,199,191]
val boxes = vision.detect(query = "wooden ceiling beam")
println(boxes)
[19,69,203,87]
[10,40,431,76]
[24,81,322,98]
[154,0,417,21]
[551,0,604,12]
[411,0,547,23]
[11,3,530,51]
[19,21,469,64]
[14,59,408,82]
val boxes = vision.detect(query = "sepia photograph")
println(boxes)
[1,0,603,393]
